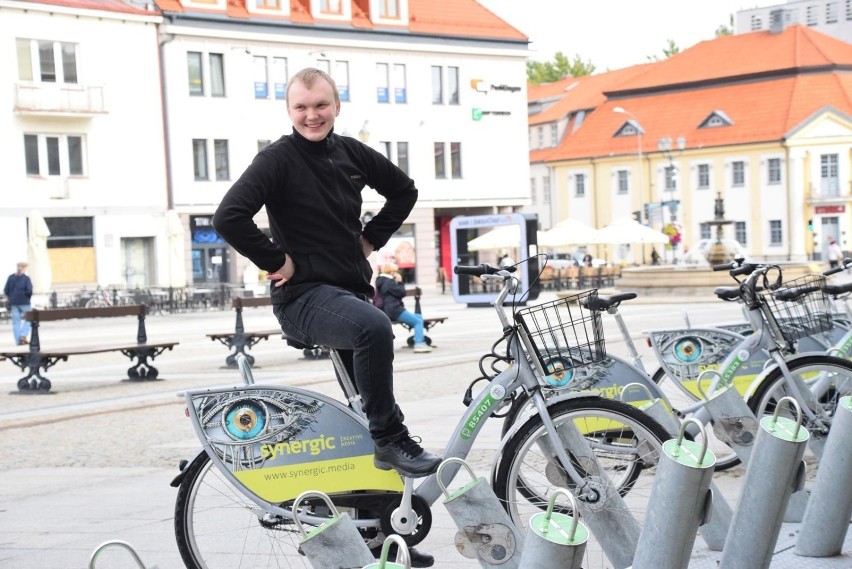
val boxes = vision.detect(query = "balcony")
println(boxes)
[14,82,106,117]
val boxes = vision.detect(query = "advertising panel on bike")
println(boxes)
[185,386,404,503]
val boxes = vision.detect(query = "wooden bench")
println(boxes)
[393,287,448,347]
[207,296,286,368]
[0,304,179,393]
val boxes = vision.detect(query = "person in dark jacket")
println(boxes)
[4,261,33,345]
[212,69,441,486]
[376,262,431,353]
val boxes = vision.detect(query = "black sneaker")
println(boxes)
[374,435,441,478]
[371,543,435,568]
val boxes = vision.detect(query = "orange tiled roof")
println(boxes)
[24,0,157,15]
[153,0,526,41]
[533,25,852,164]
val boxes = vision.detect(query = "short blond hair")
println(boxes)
[381,262,398,275]
[286,67,340,106]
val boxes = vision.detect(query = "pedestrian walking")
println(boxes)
[4,261,33,345]
[827,237,843,269]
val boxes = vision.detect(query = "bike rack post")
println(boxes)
[518,488,587,569]
[88,540,154,569]
[625,382,732,552]
[719,397,810,569]
[293,490,376,567]
[794,395,852,557]
[362,534,412,569]
[697,370,758,465]
[236,353,254,385]
[630,418,715,569]
[437,457,524,568]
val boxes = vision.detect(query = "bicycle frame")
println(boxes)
[179,269,649,562]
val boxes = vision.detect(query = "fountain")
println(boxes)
[704,192,737,265]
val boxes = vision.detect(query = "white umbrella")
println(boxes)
[466,225,545,252]
[597,217,669,245]
[27,210,52,294]
[166,209,187,288]
[539,218,602,248]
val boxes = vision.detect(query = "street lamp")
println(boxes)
[658,135,686,262]
[613,106,646,264]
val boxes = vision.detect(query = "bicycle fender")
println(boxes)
[170,451,206,487]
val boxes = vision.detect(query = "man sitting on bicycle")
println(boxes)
[212,68,442,485]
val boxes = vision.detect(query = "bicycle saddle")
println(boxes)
[713,286,741,301]
[583,292,637,311]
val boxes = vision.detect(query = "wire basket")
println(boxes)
[514,290,606,375]
[759,274,833,344]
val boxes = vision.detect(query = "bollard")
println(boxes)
[697,371,758,465]
[719,397,810,569]
[293,490,376,568]
[362,534,411,569]
[518,488,587,569]
[794,395,852,557]
[631,418,715,569]
[438,457,523,567]
[628,382,732,552]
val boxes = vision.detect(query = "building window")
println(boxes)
[665,165,677,191]
[550,124,558,147]
[530,178,537,205]
[750,15,762,30]
[537,127,544,149]
[320,0,342,15]
[434,142,445,179]
[45,217,94,248]
[209,53,225,97]
[214,139,229,181]
[700,223,712,240]
[397,141,409,174]
[257,140,271,152]
[767,158,781,184]
[431,66,442,104]
[735,221,747,245]
[379,0,399,18]
[188,51,225,96]
[807,5,818,25]
[697,164,710,189]
[431,66,459,105]
[188,52,204,96]
[16,39,78,83]
[256,0,279,7]
[193,139,209,181]
[575,173,586,197]
[827,1,839,23]
[450,142,462,178]
[732,161,745,187]
[23,133,85,177]
[543,174,551,204]
[821,154,839,196]
[272,57,288,99]
[617,170,628,194]
[769,220,783,246]
[376,63,406,103]
[253,56,268,98]
[334,60,350,102]
[847,0,852,20]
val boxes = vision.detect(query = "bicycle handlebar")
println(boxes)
[823,257,852,276]
[453,264,516,277]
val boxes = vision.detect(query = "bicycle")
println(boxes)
[170,262,671,569]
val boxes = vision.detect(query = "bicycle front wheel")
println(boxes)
[747,354,852,442]
[175,453,319,569]
[493,396,669,569]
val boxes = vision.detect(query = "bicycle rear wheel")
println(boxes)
[175,453,319,568]
[493,396,669,569]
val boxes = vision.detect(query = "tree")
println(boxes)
[715,13,734,37]
[646,39,680,62]
[527,51,596,85]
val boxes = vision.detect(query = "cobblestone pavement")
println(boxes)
[1,282,850,568]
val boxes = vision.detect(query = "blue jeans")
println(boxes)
[273,284,407,444]
[396,309,426,344]
[10,304,32,345]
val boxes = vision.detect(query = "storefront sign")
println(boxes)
[815,205,846,214]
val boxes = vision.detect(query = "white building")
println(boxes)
[737,0,852,43]
[1,0,170,293]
